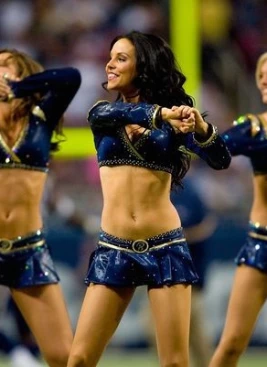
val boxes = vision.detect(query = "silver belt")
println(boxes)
[98,238,186,254]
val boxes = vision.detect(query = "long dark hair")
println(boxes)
[103,31,195,186]
[0,49,64,151]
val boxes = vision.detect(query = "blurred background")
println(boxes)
[0,0,267,366]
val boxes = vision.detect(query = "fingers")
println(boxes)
[169,105,205,135]
[180,118,195,133]
[171,105,194,119]
[170,113,196,134]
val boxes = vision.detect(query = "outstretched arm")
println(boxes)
[88,100,195,133]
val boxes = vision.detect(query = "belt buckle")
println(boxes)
[0,239,13,253]
[132,239,149,253]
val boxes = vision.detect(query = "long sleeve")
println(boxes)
[10,67,81,125]
[185,124,231,170]
[88,100,161,133]
[222,114,267,157]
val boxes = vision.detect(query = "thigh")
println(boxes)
[10,284,73,355]
[190,288,212,367]
[220,265,267,345]
[70,284,135,362]
[148,284,191,365]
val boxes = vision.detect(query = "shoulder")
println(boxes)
[87,100,110,118]
[233,113,260,137]
[89,100,110,110]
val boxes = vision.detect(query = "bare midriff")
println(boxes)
[100,165,181,239]
[251,174,267,226]
[0,169,46,238]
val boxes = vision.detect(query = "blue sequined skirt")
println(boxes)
[235,222,267,272]
[85,228,199,287]
[0,229,59,288]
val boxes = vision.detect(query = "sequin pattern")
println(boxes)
[0,229,59,288]
[222,114,267,173]
[89,101,231,175]
[0,67,81,172]
[85,228,199,287]
[235,222,267,272]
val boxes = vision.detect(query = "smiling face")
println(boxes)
[105,38,138,99]
[258,59,267,104]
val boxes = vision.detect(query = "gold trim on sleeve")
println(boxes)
[192,124,218,147]
[151,105,162,129]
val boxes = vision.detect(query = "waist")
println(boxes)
[0,162,48,173]
[98,228,185,253]
[0,229,45,254]
[99,159,173,174]
[248,221,267,240]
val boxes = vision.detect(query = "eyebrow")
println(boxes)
[110,52,130,57]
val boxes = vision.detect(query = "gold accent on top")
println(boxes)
[0,123,29,163]
[121,128,145,161]
[32,105,46,121]
[257,114,267,137]
[245,114,261,137]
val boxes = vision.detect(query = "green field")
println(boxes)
[0,349,266,366]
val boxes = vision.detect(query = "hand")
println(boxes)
[170,113,195,134]
[189,107,209,136]
[169,106,209,136]
[161,105,196,134]
[0,73,17,102]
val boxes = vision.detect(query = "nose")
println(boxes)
[106,58,115,70]
[262,75,267,85]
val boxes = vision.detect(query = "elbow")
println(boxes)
[67,67,82,89]
[224,156,232,169]
[212,156,232,170]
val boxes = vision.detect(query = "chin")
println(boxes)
[107,83,118,92]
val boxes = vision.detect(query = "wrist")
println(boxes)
[193,123,218,146]
[195,121,209,136]
[160,107,170,121]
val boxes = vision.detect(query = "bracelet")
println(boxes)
[151,104,162,129]
[192,123,218,147]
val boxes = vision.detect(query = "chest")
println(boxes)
[96,124,177,163]
[0,121,26,150]
[0,117,52,167]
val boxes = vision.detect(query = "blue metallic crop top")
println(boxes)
[0,67,81,172]
[88,101,231,178]
[222,114,267,174]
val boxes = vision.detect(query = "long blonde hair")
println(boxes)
[0,49,64,150]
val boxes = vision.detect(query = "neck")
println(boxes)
[123,91,140,103]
